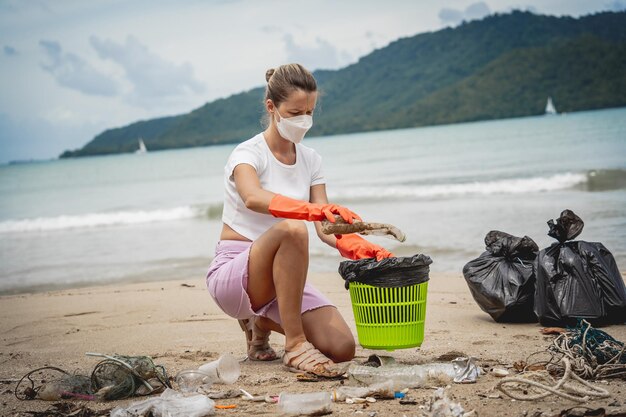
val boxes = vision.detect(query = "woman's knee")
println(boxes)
[275,219,308,245]
[303,306,356,362]
[326,336,355,363]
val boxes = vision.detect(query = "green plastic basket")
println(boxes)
[348,281,428,351]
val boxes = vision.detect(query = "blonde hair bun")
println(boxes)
[264,63,316,105]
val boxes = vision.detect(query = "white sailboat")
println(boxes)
[545,96,557,115]
[135,138,148,154]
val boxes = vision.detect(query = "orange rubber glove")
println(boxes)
[335,234,395,261]
[268,194,361,223]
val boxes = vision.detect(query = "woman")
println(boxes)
[205,63,394,377]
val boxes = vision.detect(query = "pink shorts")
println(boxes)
[205,240,334,324]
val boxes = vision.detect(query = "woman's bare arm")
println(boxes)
[309,184,338,248]
[233,164,276,214]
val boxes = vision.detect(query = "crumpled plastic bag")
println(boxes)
[338,254,431,289]
[426,388,470,417]
[535,209,626,326]
[462,230,538,322]
[451,357,481,384]
[110,388,215,417]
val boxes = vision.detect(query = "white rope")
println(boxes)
[549,322,626,380]
[496,358,610,402]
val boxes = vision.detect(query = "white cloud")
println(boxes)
[439,8,464,26]
[606,0,626,11]
[439,2,492,26]
[3,45,18,56]
[0,0,51,14]
[365,31,387,50]
[0,112,101,162]
[39,40,119,96]
[260,25,281,34]
[465,2,492,19]
[283,34,350,71]
[89,35,206,104]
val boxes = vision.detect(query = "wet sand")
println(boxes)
[1,271,625,416]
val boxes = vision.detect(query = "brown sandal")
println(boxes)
[282,341,343,378]
[238,317,277,361]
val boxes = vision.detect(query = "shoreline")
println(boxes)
[1,271,625,416]
[0,270,200,297]
[0,255,213,297]
[0,252,469,297]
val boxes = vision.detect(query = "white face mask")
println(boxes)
[274,109,313,144]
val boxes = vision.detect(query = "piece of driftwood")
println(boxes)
[321,215,406,242]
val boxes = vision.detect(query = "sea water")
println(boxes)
[1,107,625,294]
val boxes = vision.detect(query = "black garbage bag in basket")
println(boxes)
[462,231,538,322]
[338,254,432,290]
[535,209,626,326]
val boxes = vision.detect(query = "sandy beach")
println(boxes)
[1,271,625,416]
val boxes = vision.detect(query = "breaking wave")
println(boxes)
[0,203,223,234]
[333,172,595,201]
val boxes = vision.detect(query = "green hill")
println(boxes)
[60,10,626,158]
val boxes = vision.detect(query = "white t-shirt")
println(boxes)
[222,133,326,240]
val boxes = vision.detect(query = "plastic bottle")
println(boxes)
[278,391,332,415]
[332,380,395,402]
[347,363,457,390]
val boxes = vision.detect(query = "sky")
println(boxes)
[1,0,624,163]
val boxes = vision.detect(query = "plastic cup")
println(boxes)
[278,391,332,415]
[197,353,241,384]
[175,369,213,393]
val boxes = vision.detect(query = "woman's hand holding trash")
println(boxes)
[268,194,361,223]
[335,234,395,261]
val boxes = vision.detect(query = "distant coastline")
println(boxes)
[4,158,56,166]
[3,106,624,166]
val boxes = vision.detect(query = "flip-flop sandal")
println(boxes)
[282,341,344,378]
[238,318,278,361]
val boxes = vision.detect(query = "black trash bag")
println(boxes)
[338,254,431,290]
[535,209,626,326]
[547,208,584,243]
[462,230,538,322]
